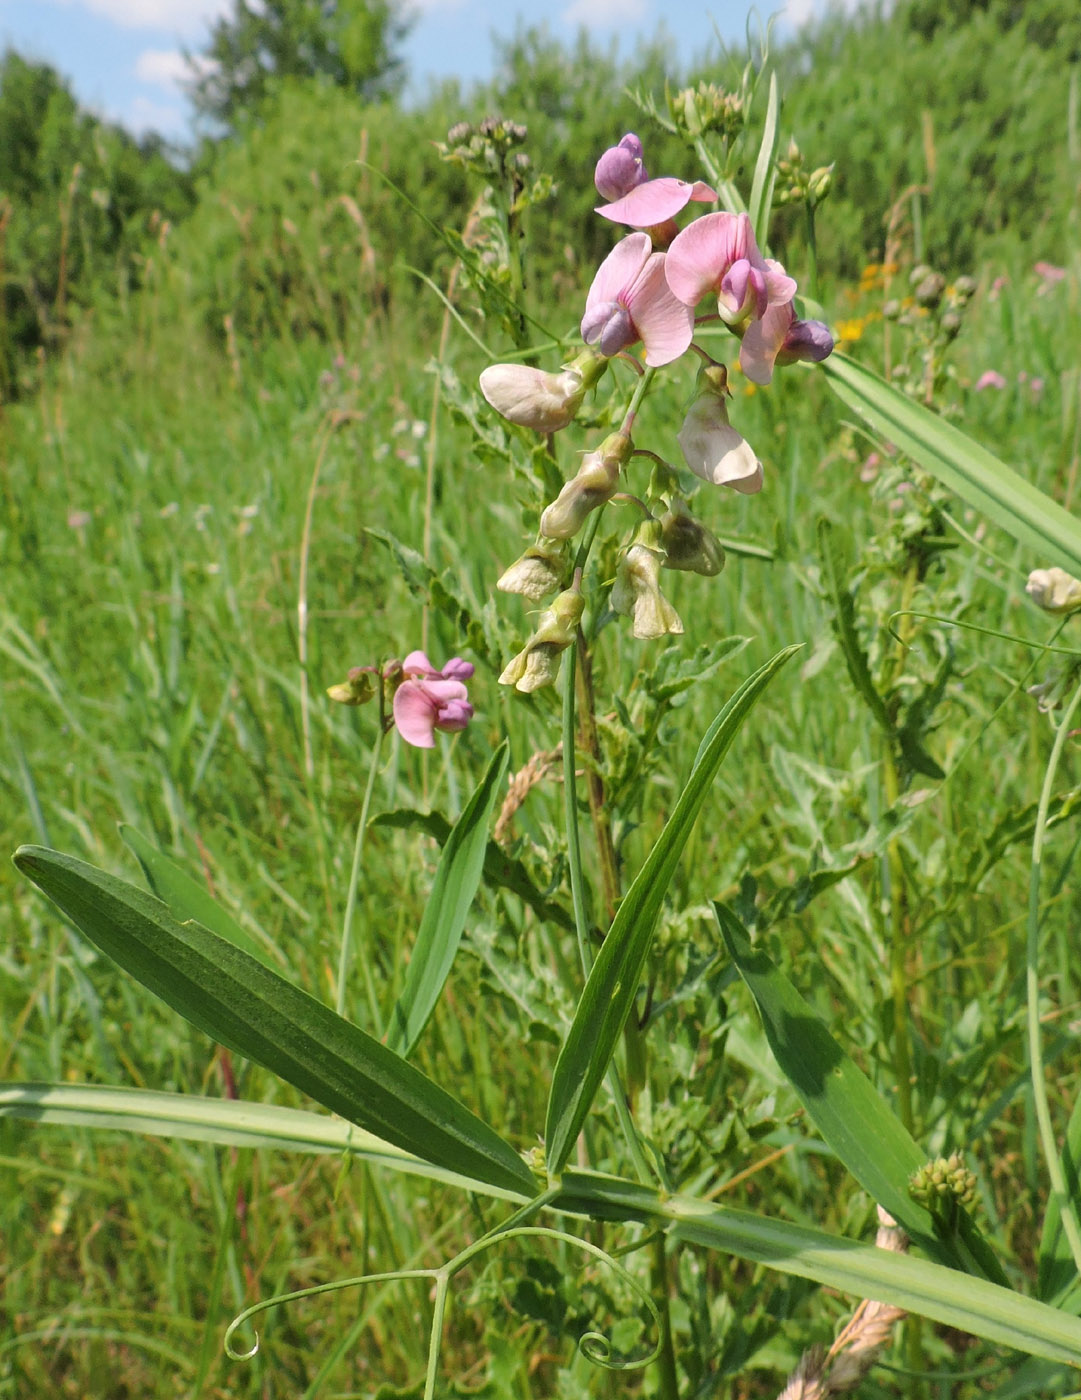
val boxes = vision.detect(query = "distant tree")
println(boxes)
[0,48,193,393]
[186,0,411,132]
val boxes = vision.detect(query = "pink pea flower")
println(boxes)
[739,300,834,385]
[392,650,474,749]
[974,370,1007,391]
[594,133,716,232]
[665,211,801,384]
[580,232,694,367]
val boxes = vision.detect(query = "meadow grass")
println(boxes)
[2,157,1081,1399]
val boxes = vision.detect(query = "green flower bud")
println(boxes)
[539,430,633,539]
[660,502,726,576]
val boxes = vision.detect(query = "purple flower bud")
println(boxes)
[595,133,648,202]
[776,317,835,367]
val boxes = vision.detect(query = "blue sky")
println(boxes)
[0,0,834,142]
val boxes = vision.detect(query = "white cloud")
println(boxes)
[134,47,190,87]
[51,0,230,37]
[783,0,816,24]
[561,0,647,27]
[125,92,186,135]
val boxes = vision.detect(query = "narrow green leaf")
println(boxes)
[822,352,1081,575]
[549,1168,1081,1365]
[387,742,509,1056]
[119,824,282,971]
[544,647,798,1177]
[748,70,780,246]
[715,903,1008,1284]
[664,1193,1081,1366]
[12,846,536,1198]
[0,1082,524,1200]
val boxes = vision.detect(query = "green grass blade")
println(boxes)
[387,741,509,1057]
[119,823,283,971]
[715,903,1008,1283]
[0,1082,524,1200]
[821,352,1081,575]
[12,846,537,1197]
[544,646,799,1177]
[748,70,780,245]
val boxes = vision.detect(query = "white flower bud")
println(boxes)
[678,364,763,493]
[1026,567,1081,615]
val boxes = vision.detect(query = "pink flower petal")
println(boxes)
[401,649,437,676]
[596,177,707,228]
[763,259,798,306]
[435,698,473,733]
[440,657,474,680]
[393,680,438,747]
[739,302,794,386]
[665,211,752,307]
[625,253,694,366]
[584,233,652,310]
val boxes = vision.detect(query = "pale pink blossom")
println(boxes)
[580,233,694,367]
[594,132,716,230]
[1034,261,1066,290]
[392,651,474,748]
[678,365,763,494]
[974,370,1007,391]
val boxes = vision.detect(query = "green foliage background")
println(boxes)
[2,0,1081,1395]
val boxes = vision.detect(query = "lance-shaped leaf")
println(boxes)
[822,352,1081,576]
[544,647,798,1177]
[120,823,283,972]
[387,742,509,1056]
[549,1169,1081,1365]
[12,846,536,1198]
[748,70,780,247]
[715,903,1007,1284]
[0,1082,525,1200]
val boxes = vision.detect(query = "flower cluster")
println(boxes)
[328,652,475,749]
[478,130,834,693]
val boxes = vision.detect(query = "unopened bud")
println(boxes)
[660,503,725,576]
[540,430,632,539]
[914,271,946,308]
[497,539,568,600]
[480,348,607,433]
[326,666,377,706]
[499,588,584,692]
[808,164,833,202]
[1027,566,1081,615]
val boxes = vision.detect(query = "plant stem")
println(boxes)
[1027,670,1081,1276]
[574,635,621,924]
[804,200,819,301]
[422,1272,451,1400]
[336,721,386,1026]
[650,1232,680,1400]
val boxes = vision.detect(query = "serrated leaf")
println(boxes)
[544,647,798,1177]
[13,846,536,1198]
